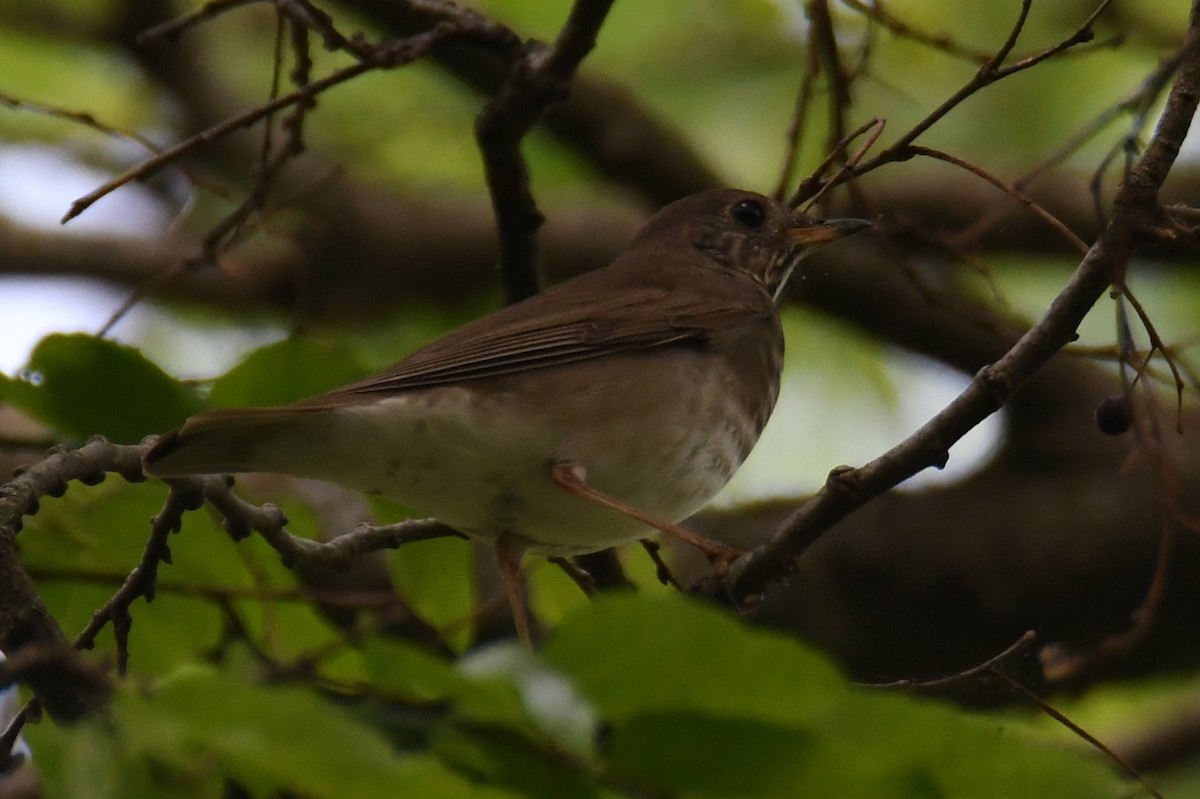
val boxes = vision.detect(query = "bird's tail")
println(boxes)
[143,406,329,478]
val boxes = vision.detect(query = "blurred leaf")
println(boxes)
[527,558,592,628]
[206,336,368,407]
[114,665,492,799]
[607,712,817,797]
[0,29,154,141]
[458,645,597,759]
[431,725,603,799]
[364,637,473,701]
[364,642,609,793]
[25,712,224,799]
[0,333,203,442]
[544,593,847,723]
[389,536,476,652]
[364,638,533,731]
[544,594,1122,797]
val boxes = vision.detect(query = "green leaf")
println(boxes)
[457,645,597,759]
[389,536,476,652]
[0,333,203,442]
[206,336,368,407]
[364,637,473,701]
[607,712,817,797]
[115,665,491,799]
[543,593,848,724]
[20,478,348,678]
[431,726,603,799]
[363,639,537,735]
[543,594,1123,797]
[25,712,224,799]
[527,557,592,628]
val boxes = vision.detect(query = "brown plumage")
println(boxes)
[144,188,868,642]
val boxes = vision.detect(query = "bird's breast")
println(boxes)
[281,330,784,555]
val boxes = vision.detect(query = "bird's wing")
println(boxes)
[303,268,770,405]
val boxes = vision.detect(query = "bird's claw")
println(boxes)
[704,544,743,578]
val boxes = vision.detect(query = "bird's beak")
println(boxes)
[786,218,872,245]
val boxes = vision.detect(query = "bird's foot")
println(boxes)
[551,461,743,578]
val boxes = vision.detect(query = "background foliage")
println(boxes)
[0,0,1198,796]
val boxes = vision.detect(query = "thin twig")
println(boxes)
[992,670,1164,799]
[842,0,1115,186]
[838,0,997,64]
[863,631,1037,691]
[807,0,852,161]
[794,117,885,210]
[63,22,479,225]
[773,46,820,200]
[72,484,200,672]
[906,145,1089,253]
[724,2,1200,599]
[0,92,163,155]
[1118,287,1188,431]
[62,59,369,224]
[136,0,262,43]
[29,566,405,607]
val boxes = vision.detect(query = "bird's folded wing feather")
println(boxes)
[143,265,771,474]
[301,280,770,405]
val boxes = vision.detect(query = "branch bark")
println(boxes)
[0,439,145,719]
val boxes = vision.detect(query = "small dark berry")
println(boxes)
[1095,394,1132,436]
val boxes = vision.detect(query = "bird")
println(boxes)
[143,188,869,643]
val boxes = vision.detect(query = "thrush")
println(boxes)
[143,189,869,643]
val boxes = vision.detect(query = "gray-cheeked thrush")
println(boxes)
[144,189,869,643]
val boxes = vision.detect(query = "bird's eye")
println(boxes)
[731,198,766,229]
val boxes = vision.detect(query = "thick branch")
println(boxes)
[474,0,616,302]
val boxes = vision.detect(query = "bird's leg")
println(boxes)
[494,533,534,646]
[550,461,742,571]
[639,539,681,589]
[549,556,598,596]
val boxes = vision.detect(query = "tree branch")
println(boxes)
[0,438,144,719]
[474,0,616,302]
[344,0,721,205]
[726,0,1200,600]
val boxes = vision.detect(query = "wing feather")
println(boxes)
[302,263,772,405]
